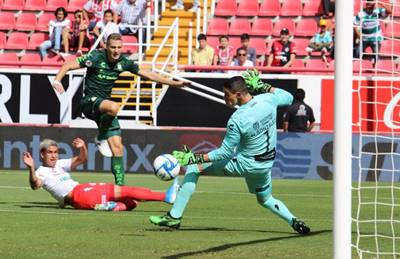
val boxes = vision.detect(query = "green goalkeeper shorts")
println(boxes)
[80,96,121,140]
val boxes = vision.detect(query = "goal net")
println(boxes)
[352,0,400,257]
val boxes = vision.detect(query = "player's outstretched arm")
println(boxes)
[70,138,88,170]
[53,59,81,94]
[23,152,42,190]
[138,70,190,88]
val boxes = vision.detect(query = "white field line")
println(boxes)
[0,208,332,222]
[0,185,330,198]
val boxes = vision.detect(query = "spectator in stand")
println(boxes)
[192,33,214,66]
[83,0,118,31]
[283,88,315,133]
[171,0,198,12]
[353,0,392,62]
[228,47,254,75]
[93,9,120,48]
[39,7,71,60]
[64,10,91,56]
[213,35,234,72]
[113,0,147,36]
[240,33,257,65]
[265,28,296,69]
[322,0,335,16]
[305,19,333,67]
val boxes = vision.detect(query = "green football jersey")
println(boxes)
[76,50,140,98]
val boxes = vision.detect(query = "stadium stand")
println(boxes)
[280,0,302,17]
[28,32,48,50]
[236,0,259,17]
[295,19,318,37]
[5,32,29,50]
[2,0,24,11]
[272,19,295,37]
[302,0,323,16]
[207,18,229,36]
[214,0,237,17]
[45,0,68,11]
[228,19,251,36]
[67,0,87,12]
[258,0,280,17]
[36,12,55,31]
[24,0,46,11]
[0,32,5,49]
[16,13,38,31]
[0,12,15,30]
[250,18,273,36]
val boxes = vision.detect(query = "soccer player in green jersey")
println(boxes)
[150,70,310,234]
[52,33,188,185]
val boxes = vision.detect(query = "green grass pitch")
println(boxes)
[0,170,337,258]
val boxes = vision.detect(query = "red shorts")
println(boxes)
[71,183,115,209]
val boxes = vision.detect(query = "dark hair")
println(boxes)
[104,9,114,16]
[236,47,247,55]
[197,33,207,41]
[219,35,229,41]
[294,88,305,101]
[74,9,83,15]
[224,76,248,93]
[54,7,67,19]
[240,33,250,40]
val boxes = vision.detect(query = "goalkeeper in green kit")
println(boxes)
[149,69,310,234]
[52,33,188,186]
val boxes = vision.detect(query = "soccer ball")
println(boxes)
[153,154,180,181]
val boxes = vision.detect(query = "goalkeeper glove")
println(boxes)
[172,145,205,166]
[241,69,272,94]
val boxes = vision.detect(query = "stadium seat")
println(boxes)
[42,55,64,68]
[16,13,37,31]
[380,39,400,57]
[28,32,48,50]
[20,53,42,67]
[0,53,19,67]
[280,0,302,16]
[214,0,237,17]
[206,36,219,48]
[207,18,229,36]
[376,59,396,72]
[393,4,400,17]
[45,0,68,11]
[0,31,5,49]
[229,19,251,36]
[5,32,29,50]
[292,38,309,56]
[384,22,400,38]
[24,0,46,11]
[258,0,280,17]
[249,38,267,55]
[305,59,328,69]
[291,59,305,68]
[250,18,273,36]
[328,59,335,70]
[353,59,373,72]
[2,0,24,11]
[122,35,138,53]
[67,0,87,12]
[272,19,295,37]
[302,0,323,16]
[236,0,258,17]
[354,1,360,15]
[0,12,15,30]
[295,19,318,37]
[36,13,54,31]
[0,0,3,10]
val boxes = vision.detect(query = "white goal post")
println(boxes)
[334,0,354,258]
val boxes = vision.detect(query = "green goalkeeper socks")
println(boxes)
[112,156,125,186]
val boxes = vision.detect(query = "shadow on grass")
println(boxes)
[161,230,331,258]
[16,202,69,209]
[146,226,297,235]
